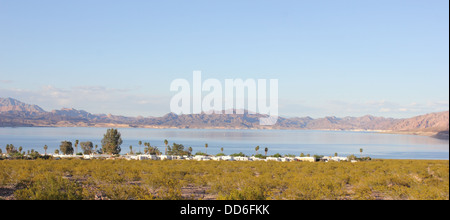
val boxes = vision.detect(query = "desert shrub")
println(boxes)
[1,159,448,200]
[352,184,376,200]
[14,174,83,200]
[98,183,154,200]
[218,185,268,200]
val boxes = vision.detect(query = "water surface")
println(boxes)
[0,127,448,159]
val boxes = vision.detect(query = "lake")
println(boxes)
[0,127,448,159]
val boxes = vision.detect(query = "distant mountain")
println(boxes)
[0,97,45,113]
[0,97,448,138]
[51,108,95,119]
[290,115,400,131]
[389,111,449,132]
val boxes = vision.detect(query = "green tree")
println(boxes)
[168,143,188,156]
[60,141,74,155]
[255,146,260,155]
[145,145,161,155]
[265,147,268,156]
[313,155,324,160]
[300,152,305,157]
[347,154,357,161]
[272,153,282,158]
[18,146,23,154]
[360,148,363,158]
[80,141,94,155]
[335,152,338,157]
[221,147,224,154]
[143,142,148,154]
[129,145,133,155]
[195,151,207,156]
[101,128,123,155]
[54,149,59,155]
[138,141,142,154]
[205,143,208,155]
[6,144,18,154]
[230,152,247,157]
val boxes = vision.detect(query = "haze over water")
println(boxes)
[0,127,448,160]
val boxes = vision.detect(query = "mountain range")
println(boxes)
[0,97,448,139]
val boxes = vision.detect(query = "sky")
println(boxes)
[0,0,448,118]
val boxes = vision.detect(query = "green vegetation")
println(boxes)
[229,152,247,157]
[0,129,447,200]
[80,142,94,155]
[143,142,161,155]
[101,128,123,155]
[0,159,447,200]
[59,141,73,155]
[195,151,207,156]
[272,153,282,158]
[167,143,192,156]
[253,154,266,159]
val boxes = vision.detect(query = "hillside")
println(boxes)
[389,111,449,132]
[0,97,448,138]
[0,97,45,113]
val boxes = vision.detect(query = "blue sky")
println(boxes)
[0,0,448,118]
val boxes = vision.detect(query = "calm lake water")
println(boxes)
[0,127,448,159]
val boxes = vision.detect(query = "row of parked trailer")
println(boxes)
[51,154,354,162]
[122,155,353,162]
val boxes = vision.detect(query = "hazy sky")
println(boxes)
[0,0,448,118]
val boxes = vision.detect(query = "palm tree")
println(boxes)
[205,143,208,155]
[188,147,193,156]
[255,146,260,155]
[138,141,142,154]
[18,146,23,154]
[95,145,98,155]
[334,152,338,157]
[144,142,148,154]
[221,147,224,154]
[44,145,48,156]
[164,139,169,155]
[129,145,133,155]
[265,147,268,156]
[75,140,79,155]
[360,148,363,158]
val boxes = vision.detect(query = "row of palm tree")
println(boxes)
[255,145,269,156]
[5,142,364,160]
[204,143,270,156]
[127,140,362,158]
[4,139,267,157]
[54,142,359,158]
[133,139,270,157]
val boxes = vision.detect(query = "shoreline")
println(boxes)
[1,125,448,140]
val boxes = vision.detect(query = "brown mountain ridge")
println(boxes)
[0,98,448,138]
